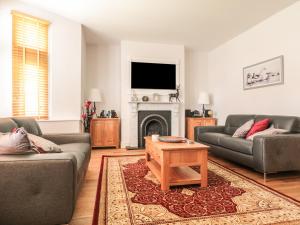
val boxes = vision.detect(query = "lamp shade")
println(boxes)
[197,92,210,105]
[89,88,102,102]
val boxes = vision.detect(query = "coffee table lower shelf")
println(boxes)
[146,159,202,187]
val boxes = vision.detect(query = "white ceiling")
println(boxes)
[20,0,298,50]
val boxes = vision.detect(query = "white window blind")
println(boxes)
[12,11,49,119]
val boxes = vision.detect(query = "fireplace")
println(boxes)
[138,110,171,147]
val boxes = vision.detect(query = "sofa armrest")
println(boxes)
[42,133,90,145]
[253,134,300,173]
[0,153,77,225]
[194,126,225,142]
[195,126,225,133]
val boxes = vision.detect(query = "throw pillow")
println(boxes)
[246,118,271,139]
[232,119,254,138]
[28,133,62,153]
[247,126,288,141]
[0,127,32,155]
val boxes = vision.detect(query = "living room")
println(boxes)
[0,0,300,224]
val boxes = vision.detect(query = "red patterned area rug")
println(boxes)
[92,155,300,225]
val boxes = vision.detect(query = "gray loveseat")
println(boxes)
[195,114,300,178]
[0,117,91,225]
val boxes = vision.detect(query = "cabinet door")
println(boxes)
[92,121,105,146]
[104,120,119,146]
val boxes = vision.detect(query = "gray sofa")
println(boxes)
[195,114,300,178]
[0,117,91,225]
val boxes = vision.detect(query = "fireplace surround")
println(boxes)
[126,102,181,148]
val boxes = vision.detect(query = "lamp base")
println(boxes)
[202,104,205,117]
[92,101,97,115]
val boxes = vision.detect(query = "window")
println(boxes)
[12,11,49,119]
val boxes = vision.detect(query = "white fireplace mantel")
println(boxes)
[128,101,181,147]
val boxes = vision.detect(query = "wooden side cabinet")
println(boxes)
[186,117,217,140]
[90,118,120,148]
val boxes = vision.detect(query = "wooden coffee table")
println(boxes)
[145,136,209,191]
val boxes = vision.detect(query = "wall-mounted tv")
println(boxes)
[131,62,176,90]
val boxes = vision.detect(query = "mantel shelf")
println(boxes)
[128,101,181,104]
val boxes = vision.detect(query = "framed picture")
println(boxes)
[243,55,284,90]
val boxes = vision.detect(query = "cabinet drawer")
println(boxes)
[192,121,204,126]
[202,120,216,126]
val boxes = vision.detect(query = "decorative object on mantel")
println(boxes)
[111,110,118,118]
[185,109,192,117]
[205,109,213,117]
[81,100,94,133]
[243,55,284,90]
[152,93,160,102]
[100,110,106,118]
[88,88,102,117]
[142,96,149,102]
[186,109,205,117]
[131,90,138,102]
[198,92,210,117]
[191,110,201,117]
[99,110,118,118]
[169,85,180,102]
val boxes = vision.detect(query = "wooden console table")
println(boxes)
[90,118,120,148]
[145,136,209,191]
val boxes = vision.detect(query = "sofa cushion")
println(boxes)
[60,143,90,188]
[198,133,231,146]
[246,126,288,141]
[219,136,253,155]
[28,133,62,153]
[232,119,254,138]
[60,143,90,171]
[0,128,32,154]
[255,115,297,132]
[224,115,255,135]
[11,117,43,136]
[0,118,18,133]
[246,118,270,138]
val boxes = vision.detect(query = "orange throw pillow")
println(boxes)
[246,118,270,139]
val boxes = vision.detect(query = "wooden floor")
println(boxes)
[69,149,300,225]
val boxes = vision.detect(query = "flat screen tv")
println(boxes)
[131,62,176,89]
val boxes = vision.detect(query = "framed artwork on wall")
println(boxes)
[243,55,284,90]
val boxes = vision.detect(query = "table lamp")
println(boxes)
[197,92,210,117]
[89,88,102,115]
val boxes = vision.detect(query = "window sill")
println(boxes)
[37,119,81,122]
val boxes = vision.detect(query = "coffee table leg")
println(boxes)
[145,152,150,162]
[161,151,170,191]
[200,149,208,187]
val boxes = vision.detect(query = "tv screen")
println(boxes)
[131,62,176,89]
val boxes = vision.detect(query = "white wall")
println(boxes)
[120,41,185,147]
[204,2,300,125]
[86,44,121,114]
[0,0,84,133]
[185,50,208,111]
[81,27,87,106]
